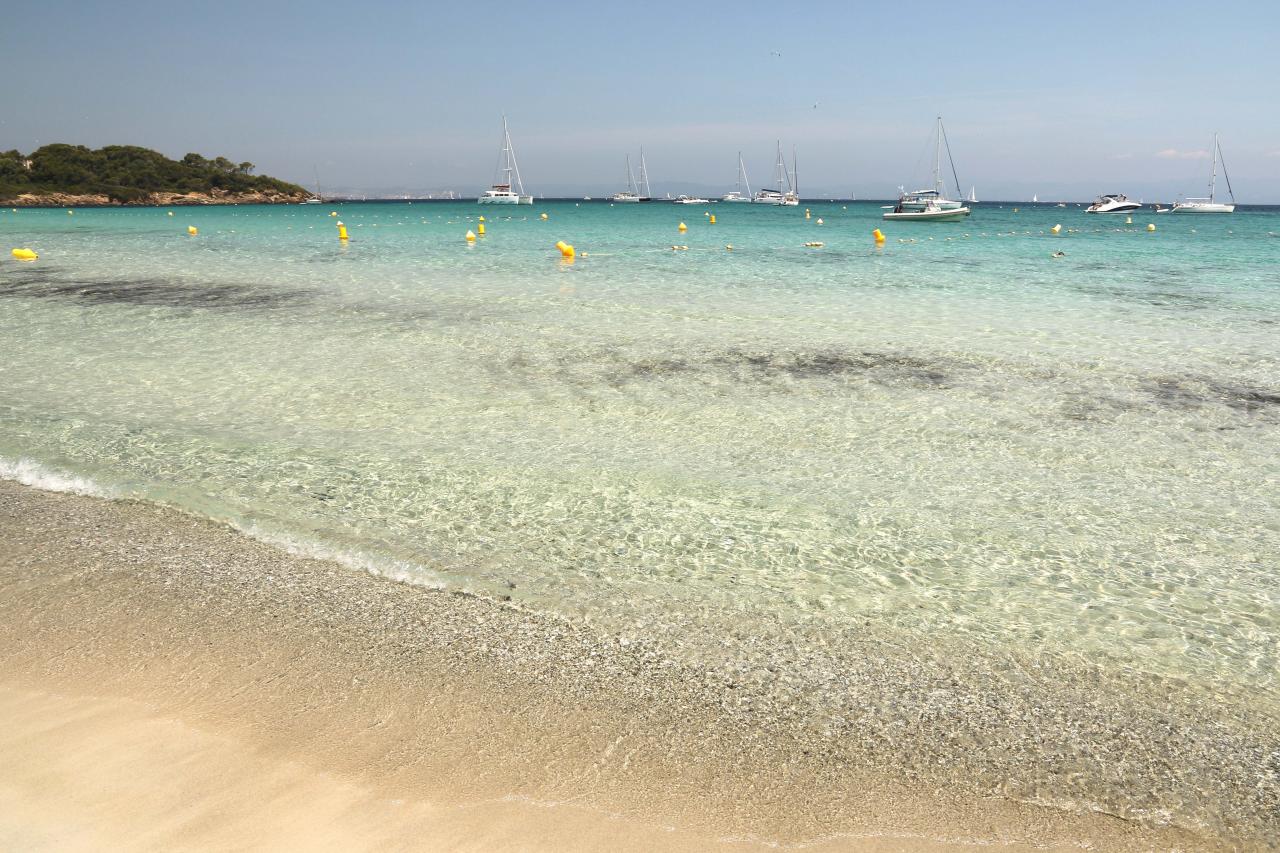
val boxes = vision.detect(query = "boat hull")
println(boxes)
[1170,203,1235,214]
[478,195,533,205]
[883,206,971,221]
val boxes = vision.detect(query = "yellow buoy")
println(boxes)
[872,228,885,244]
[337,222,349,240]
[725,244,733,251]
[555,240,575,258]
[709,214,716,224]
[11,248,38,261]
[540,212,548,220]
[478,216,485,222]
[187,225,198,236]
[1125,216,1133,225]
[330,211,338,217]
[1147,223,1156,232]
[466,230,476,242]
[477,222,485,235]
[678,222,687,232]
[1051,224,1062,234]
[816,218,823,225]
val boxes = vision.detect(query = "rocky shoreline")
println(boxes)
[1,188,309,207]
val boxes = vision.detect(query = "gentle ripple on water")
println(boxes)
[2,202,1278,716]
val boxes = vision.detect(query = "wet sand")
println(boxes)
[0,479,1262,851]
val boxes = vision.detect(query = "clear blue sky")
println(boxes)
[5,0,1279,200]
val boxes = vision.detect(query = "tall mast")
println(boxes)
[499,115,513,188]
[504,116,526,196]
[738,151,751,196]
[639,147,651,198]
[1208,133,1218,202]
[934,116,943,195]
[775,140,785,193]
[624,154,635,194]
[792,145,798,196]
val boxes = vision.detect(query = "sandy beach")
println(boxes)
[2,479,1266,851]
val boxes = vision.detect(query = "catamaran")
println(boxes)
[885,117,970,221]
[1171,133,1236,214]
[478,115,533,204]
[722,152,753,202]
[753,141,799,205]
[612,149,652,203]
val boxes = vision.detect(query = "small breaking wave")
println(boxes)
[0,457,113,498]
[0,454,452,594]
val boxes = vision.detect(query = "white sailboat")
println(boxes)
[722,152,753,202]
[613,149,652,203]
[886,117,970,221]
[967,186,977,203]
[753,141,799,205]
[478,115,533,204]
[892,117,968,214]
[302,166,323,203]
[1171,133,1236,214]
[1032,194,1038,203]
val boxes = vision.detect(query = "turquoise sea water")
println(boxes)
[2,202,1278,716]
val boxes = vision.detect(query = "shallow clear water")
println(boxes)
[2,200,1278,711]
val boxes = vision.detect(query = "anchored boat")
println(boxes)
[722,152,753,202]
[885,117,970,221]
[479,115,533,204]
[1171,134,1236,213]
[613,149,652,203]
[1085,194,1142,214]
[753,141,799,205]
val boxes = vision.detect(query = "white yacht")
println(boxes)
[722,152,753,202]
[478,115,533,204]
[612,149,652,203]
[1171,134,1236,214]
[895,118,966,212]
[889,117,970,219]
[753,141,799,205]
[1085,194,1142,214]
[884,197,970,221]
[673,195,710,204]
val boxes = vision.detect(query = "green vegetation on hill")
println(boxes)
[0,145,306,202]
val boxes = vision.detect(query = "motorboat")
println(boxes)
[1171,133,1236,213]
[1085,194,1142,214]
[673,195,710,204]
[479,115,534,204]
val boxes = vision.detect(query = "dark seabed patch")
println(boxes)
[1147,376,1280,414]
[0,266,313,311]
[526,347,959,390]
